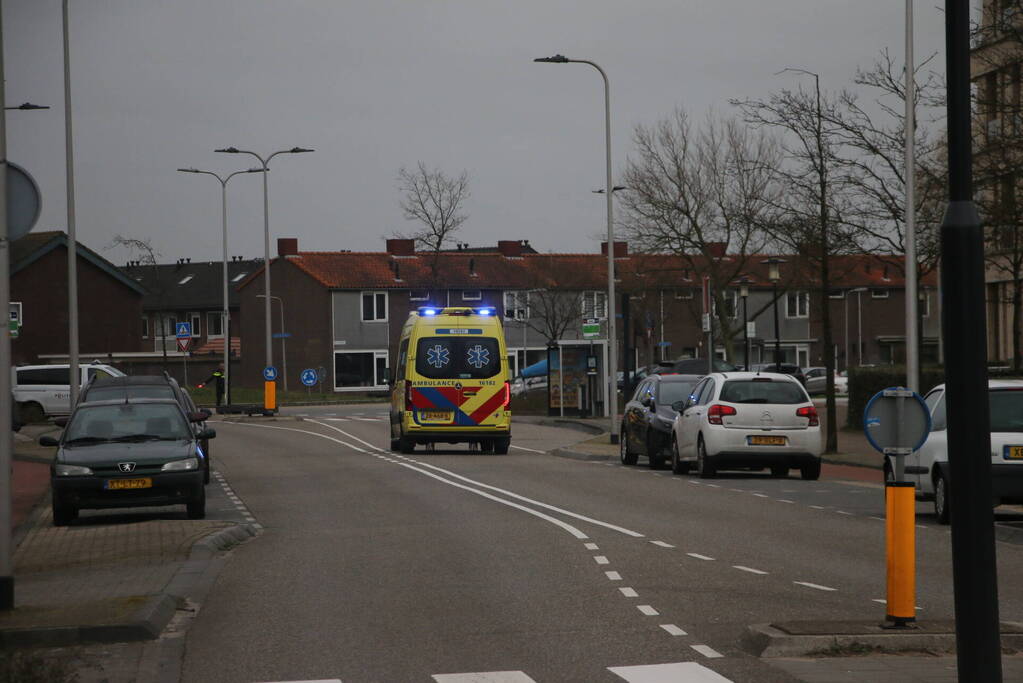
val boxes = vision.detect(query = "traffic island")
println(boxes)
[742,620,1023,658]
[0,594,176,647]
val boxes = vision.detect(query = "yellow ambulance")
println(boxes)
[390,306,511,454]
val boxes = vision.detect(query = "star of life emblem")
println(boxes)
[467,344,490,369]
[426,344,450,368]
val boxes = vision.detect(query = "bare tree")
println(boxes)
[396,162,470,279]
[618,109,781,360]
[733,71,858,454]
[111,235,167,369]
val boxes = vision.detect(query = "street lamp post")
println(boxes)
[215,146,312,410]
[762,258,786,372]
[737,277,751,368]
[257,294,288,393]
[63,0,80,409]
[535,54,619,443]
[177,167,264,407]
[845,287,867,370]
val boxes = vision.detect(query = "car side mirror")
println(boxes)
[671,400,685,413]
[198,428,217,440]
[53,417,68,428]
[39,435,59,447]
[200,408,212,419]
[641,396,654,409]
[188,412,206,423]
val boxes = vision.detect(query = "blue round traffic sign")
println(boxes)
[300,368,318,387]
[263,366,278,381]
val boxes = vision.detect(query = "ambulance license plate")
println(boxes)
[419,411,453,423]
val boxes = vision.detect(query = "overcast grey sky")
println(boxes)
[6,1,948,264]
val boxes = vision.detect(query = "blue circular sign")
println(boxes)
[263,366,278,381]
[300,368,318,386]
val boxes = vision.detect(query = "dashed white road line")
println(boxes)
[690,644,724,659]
[608,661,731,681]
[752,493,768,498]
[594,555,610,565]
[686,553,715,561]
[650,540,675,548]
[732,565,768,575]
[777,499,795,504]
[619,587,638,598]
[793,581,837,591]
[637,605,659,616]
[584,542,599,550]
[809,505,826,510]
[836,510,853,515]
[605,571,622,581]
[659,624,687,636]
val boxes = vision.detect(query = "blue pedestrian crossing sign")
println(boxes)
[175,322,192,339]
[263,366,278,381]
[300,368,318,386]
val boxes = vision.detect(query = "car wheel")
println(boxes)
[480,440,496,455]
[671,437,690,475]
[187,486,206,520]
[619,425,638,465]
[771,465,788,478]
[52,493,76,527]
[801,458,822,481]
[697,437,716,479]
[494,437,510,455]
[934,472,950,525]
[647,433,664,469]
[21,402,44,424]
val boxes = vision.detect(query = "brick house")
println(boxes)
[11,231,146,365]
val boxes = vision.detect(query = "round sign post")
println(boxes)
[863,387,931,629]
[300,368,318,395]
[262,366,278,413]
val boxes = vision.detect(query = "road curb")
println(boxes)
[550,447,613,462]
[189,523,260,559]
[741,621,1023,658]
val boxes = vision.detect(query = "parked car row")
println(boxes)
[37,369,216,526]
[621,371,823,480]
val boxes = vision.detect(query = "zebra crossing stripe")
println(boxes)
[433,673,537,682]
[608,662,732,681]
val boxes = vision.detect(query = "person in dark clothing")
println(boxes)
[199,364,226,406]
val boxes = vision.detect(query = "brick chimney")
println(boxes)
[497,240,522,257]
[600,241,629,257]
[386,238,416,256]
[277,237,299,258]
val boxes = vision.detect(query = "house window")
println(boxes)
[409,290,429,302]
[207,312,224,338]
[334,351,389,390]
[141,315,149,339]
[675,289,694,300]
[504,291,529,320]
[871,288,889,299]
[462,290,482,301]
[159,315,179,338]
[190,312,201,337]
[786,291,810,318]
[361,291,388,322]
[921,292,931,318]
[582,291,608,319]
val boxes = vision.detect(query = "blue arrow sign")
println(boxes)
[175,322,192,338]
[272,332,292,339]
[263,366,278,381]
[300,368,318,387]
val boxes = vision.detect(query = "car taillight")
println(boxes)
[797,405,819,426]
[501,381,511,408]
[707,404,737,425]
[404,383,413,411]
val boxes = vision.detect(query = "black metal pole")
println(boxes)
[621,292,632,395]
[743,295,750,369]
[942,1,1002,679]
[773,283,781,372]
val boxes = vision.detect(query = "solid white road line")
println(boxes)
[619,587,638,597]
[637,605,659,616]
[777,499,795,504]
[793,581,837,591]
[594,556,610,565]
[220,422,369,452]
[510,445,546,454]
[608,662,731,682]
[836,510,853,515]
[732,565,768,575]
[686,553,715,561]
[650,540,675,548]
[659,624,688,636]
[307,420,385,451]
[605,571,622,580]
[690,644,725,659]
[433,673,537,682]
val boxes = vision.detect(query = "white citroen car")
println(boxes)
[671,372,823,479]
[911,379,1023,524]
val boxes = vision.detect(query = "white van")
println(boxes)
[13,362,125,421]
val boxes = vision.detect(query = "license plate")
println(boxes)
[1005,446,1023,460]
[419,411,453,423]
[105,478,152,490]
[749,435,786,446]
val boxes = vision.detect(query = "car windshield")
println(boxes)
[659,381,697,405]
[86,385,176,401]
[990,389,1023,432]
[64,403,191,443]
[720,379,807,405]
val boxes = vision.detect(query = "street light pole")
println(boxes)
[846,287,867,370]
[738,278,750,368]
[215,146,312,408]
[62,0,80,409]
[535,54,619,443]
[257,294,288,393]
[177,167,263,407]
[904,0,919,392]
[762,258,786,372]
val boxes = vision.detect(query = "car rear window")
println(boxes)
[415,337,501,380]
[990,389,1023,432]
[720,379,807,405]
[86,386,176,402]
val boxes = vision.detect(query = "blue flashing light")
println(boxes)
[477,307,493,316]
[422,308,438,316]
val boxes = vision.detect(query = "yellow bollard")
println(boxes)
[264,380,276,413]
[885,481,916,625]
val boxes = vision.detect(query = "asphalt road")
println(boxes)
[178,404,1023,683]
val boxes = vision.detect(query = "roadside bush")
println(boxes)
[845,365,945,429]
